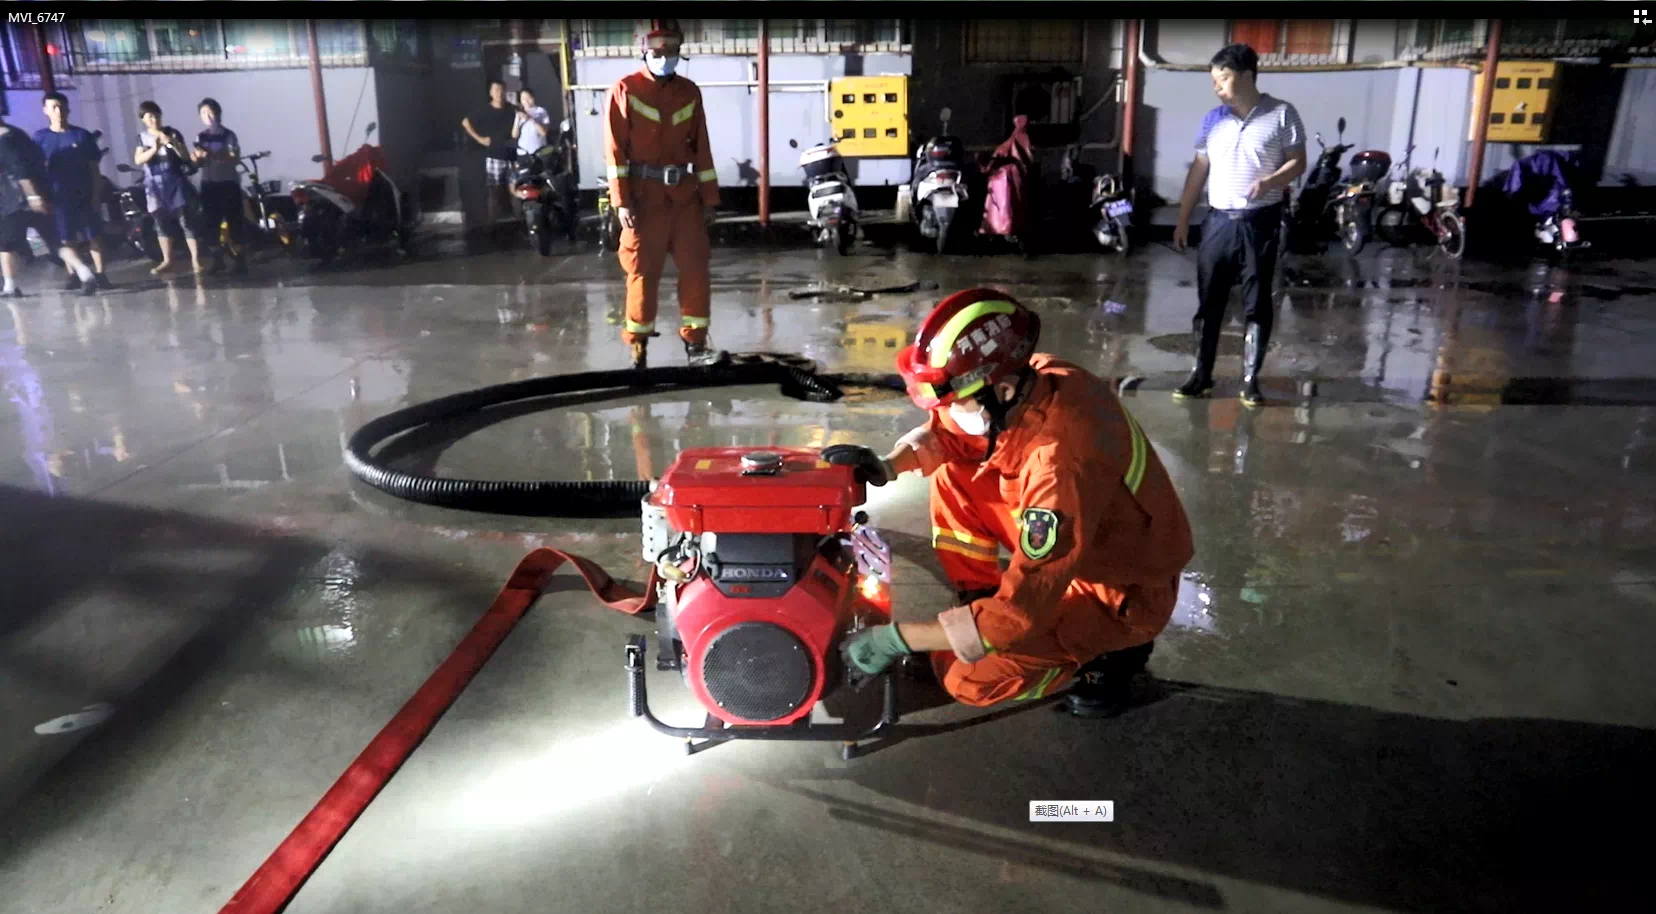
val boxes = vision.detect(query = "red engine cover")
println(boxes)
[651,447,864,535]
[653,446,887,726]
[675,550,855,725]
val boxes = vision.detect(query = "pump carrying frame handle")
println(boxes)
[624,635,899,761]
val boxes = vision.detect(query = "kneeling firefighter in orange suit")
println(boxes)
[823,289,1195,716]
[603,24,721,370]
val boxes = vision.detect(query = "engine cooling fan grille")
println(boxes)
[700,623,814,722]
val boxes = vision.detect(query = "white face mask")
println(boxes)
[646,55,679,78]
[948,401,990,437]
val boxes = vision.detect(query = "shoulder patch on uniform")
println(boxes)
[1019,508,1060,561]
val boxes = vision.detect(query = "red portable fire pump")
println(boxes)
[627,446,900,758]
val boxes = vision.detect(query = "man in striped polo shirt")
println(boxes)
[1172,44,1306,407]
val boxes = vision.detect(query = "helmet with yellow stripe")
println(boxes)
[896,288,1041,411]
[643,21,684,54]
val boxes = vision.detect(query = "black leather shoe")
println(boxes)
[1062,641,1153,718]
[62,275,82,291]
[1171,319,1219,400]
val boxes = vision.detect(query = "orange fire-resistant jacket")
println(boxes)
[893,353,1195,658]
[604,68,720,210]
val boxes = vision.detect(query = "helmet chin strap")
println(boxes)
[977,368,1033,464]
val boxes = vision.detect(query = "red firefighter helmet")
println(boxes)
[643,21,683,54]
[896,288,1040,410]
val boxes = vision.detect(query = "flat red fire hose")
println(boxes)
[220,547,653,914]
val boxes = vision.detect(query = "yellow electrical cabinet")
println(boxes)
[1468,60,1560,143]
[828,75,907,157]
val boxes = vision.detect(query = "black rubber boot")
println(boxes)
[1240,321,1269,408]
[1062,641,1154,718]
[1171,320,1219,400]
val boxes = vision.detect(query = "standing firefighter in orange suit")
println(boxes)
[823,289,1195,716]
[604,23,721,370]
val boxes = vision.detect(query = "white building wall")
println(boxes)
[4,68,379,190]
[571,52,913,192]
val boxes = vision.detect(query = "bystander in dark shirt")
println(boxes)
[470,103,518,160]
[33,125,100,205]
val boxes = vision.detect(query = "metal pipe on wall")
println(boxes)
[307,19,334,171]
[35,26,55,95]
[1465,19,1503,207]
[758,19,770,227]
[1122,19,1141,184]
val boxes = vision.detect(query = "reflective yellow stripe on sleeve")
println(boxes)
[697,168,717,183]
[625,319,656,334]
[680,316,710,329]
[628,96,661,122]
[606,164,630,179]
[931,526,998,561]
[1122,406,1148,495]
[672,101,697,125]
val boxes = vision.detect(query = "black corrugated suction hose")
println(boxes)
[345,354,905,517]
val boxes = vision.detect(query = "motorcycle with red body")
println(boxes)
[289,129,414,264]
[978,115,1037,255]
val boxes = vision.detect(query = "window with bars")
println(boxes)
[65,19,364,70]
[153,20,216,57]
[723,20,759,41]
[572,19,903,56]
[1415,19,1476,49]
[1228,20,1350,63]
[2,24,74,87]
[965,20,1083,64]
[369,20,422,61]
[824,19,860,44]
[72,20,147,64]
[583,19,638,49]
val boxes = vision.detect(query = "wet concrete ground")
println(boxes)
[2,231,1654,913]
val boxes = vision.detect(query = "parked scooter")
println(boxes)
[1373,146,1466,259]
[978,115,1036,255]
[510,119,580,257]
[1089,174,1133,256]
[910,117,971,255]
[1286,116,1354,253]
[290,130,412,264]
[1501,149,1591,256]
[1331,147,1392,255]
[799,139,858,255]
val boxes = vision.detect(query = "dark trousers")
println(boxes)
[199,181,247,254]
[1194,204,1281,351]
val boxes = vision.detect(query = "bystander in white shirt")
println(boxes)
[515,106,550,156]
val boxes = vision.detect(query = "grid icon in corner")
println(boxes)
[1030,801,1114,822]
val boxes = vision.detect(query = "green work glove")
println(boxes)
[841,623,911,680]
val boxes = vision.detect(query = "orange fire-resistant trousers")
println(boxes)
[925,461,1178,707]
[618,196,711,346]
